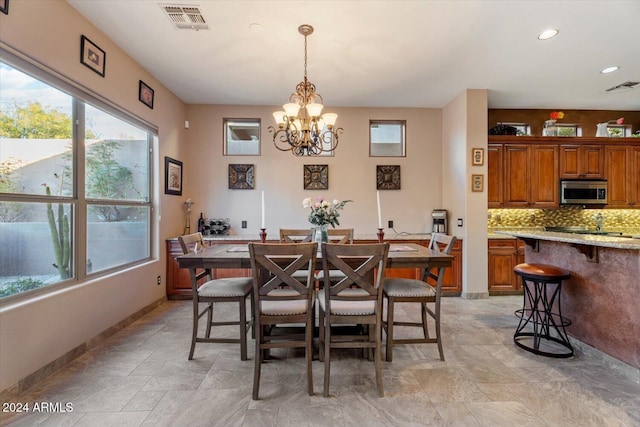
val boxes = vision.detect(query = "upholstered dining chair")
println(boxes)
[382,233,457,362]
[279,228,313,243]
[248,242,317,400]
[318,242,390,397]
[315,228,354,284]
[178,233,254,361]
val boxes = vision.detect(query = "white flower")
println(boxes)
[302,197,311,208]
[332,199,339,205]
[321,200,330,208]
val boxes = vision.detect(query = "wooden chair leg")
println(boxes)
[252,322,263,400]
[189,300,199,360]
[375,320,384,397]
[386,297,395,362]
[205,302,213,338]
[421,302,430,339]
[250,291,256,339]
[239,297,247,361]
[318,306,325,362]
[368,325,375,361]
[434,299,444,361]
[323,316,331,397]
[306,311,314,396]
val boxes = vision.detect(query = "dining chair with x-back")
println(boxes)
[318,242,390,397]
[248,242,318,400]
[382,233,457,362]
[178,233,254,361]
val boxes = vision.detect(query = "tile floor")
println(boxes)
[2,296,639,426]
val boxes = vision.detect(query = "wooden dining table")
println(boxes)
[176,242,453,273]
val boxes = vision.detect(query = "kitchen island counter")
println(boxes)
[498,230,640,373]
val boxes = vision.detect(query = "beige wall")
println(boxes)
[185,105,444,234]
[0,0,186,391]
[443,90,489,298]
[0,0,489,393]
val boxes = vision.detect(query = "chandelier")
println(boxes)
[269,24,342,156]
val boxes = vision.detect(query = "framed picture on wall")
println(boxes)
[376,165,401,190]
[165,157,183,195]
[80,35,106,77]
[303,164,329,190]
[138,80,154,109]
[472,174,484,192]
[472,148,484,166]
[228,164,255,189]
[0,0,9,15]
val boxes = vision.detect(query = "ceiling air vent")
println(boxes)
[160,4,210,31]
[605,81,638,92]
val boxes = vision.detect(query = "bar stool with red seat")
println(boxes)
[513,263,573,358]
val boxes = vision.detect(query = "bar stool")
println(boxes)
[513,263,573,358]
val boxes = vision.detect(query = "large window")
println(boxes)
[0,55,154,299]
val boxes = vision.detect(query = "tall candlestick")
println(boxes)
[376,190,382,229]
[261,191,265,229]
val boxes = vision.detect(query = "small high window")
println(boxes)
[369,120,406,157]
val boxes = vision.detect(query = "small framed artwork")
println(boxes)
[376,165,401,190]
[472,174,484,192]
[80,35,106,77]
[229,164,255,189]
[138,80,154,109]
[165,157,183,196]
[0,0,9,15]
[303,164,329,190]
[472,148,484,166]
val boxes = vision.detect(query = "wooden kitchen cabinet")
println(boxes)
[487,144,503,208]
[488,239,524,293]
[605,145,640,208]
[503,144,558,208]
[632,147,640,207]
[605,146,632,207]
[559,145,604,179]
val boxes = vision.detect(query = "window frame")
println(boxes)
[369,120,406,157]
[0,48,156,302]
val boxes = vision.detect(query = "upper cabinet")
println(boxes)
[559,145,604,179]
[605,145,640,208]
[489,137,640,209]
[491,142,558,208]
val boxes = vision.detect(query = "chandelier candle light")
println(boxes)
[269,25,343,156]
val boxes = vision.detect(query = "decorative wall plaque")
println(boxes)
[376,165,401,190]
[228,164,255,189]
[303,164,329,190]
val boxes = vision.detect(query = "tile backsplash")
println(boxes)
[488,206,640,231]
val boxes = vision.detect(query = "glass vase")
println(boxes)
[314,224,329,244]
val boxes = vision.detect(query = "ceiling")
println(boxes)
[67,0,640,110]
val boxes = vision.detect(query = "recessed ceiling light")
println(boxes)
[538,29,559,40]
[249,23,263,31]
[601,66,620,74]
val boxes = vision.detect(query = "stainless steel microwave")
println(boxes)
[560,180,608,205]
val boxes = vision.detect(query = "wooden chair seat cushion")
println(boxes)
[513,263,571,280]
[260,289,309,316]
[316,270,347,280]
[383,278,435,298]
[198,277,253,297]
[318,289,375,315]
[291,269,317,280]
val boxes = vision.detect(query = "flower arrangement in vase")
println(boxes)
[302,197,352,242]
[544,111,564,136]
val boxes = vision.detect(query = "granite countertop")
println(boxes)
[496,230,640,250]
